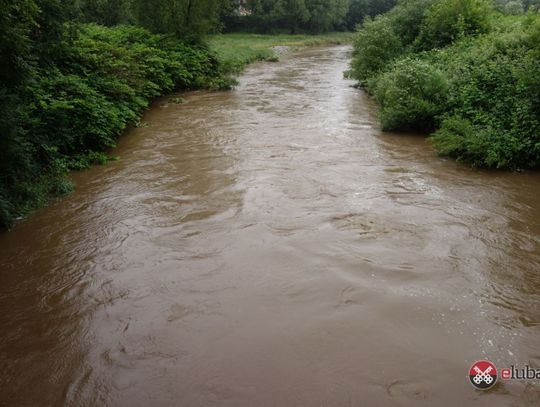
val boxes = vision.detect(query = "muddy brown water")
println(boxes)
[1,46,540,406]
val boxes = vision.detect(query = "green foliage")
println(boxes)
[415,0,493,50]
[349,0,435,82]
[0,21,229,228]
[351,0,540,169]
[350,16,403,83]
[431,116,525,169]
[386,0,434,46]
[430,17,540,168]
[136,0,225,37]
[27,70,122,162]
[345,0,397,31]
[373,58,449,131]
[227,0,349,33]
[77,0,136,26]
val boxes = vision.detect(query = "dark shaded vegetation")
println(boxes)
[0,0,233,228]
[221,0,396,33]
[75,0,396,35]
[344,0,397,30]
[350,0,540,169]
[76,0,227,35]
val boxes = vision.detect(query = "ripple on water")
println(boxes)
[0,45,539,407]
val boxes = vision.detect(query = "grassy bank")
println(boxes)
[350,0,540,170]
[209,32,354,73]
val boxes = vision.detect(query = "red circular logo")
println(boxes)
[469,360,498,390]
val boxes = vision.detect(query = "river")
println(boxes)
[1,45,539,406]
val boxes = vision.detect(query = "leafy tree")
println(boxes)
[345,0,397,31]
[415,0,493,50]
[350,16,402,81]
[386,0,434,46]
[0,1,40,226]
[305,0,348,33]
[136,0,225,37]
[238,0,348,33]
[0,0,77,227]
[373,58,449,131]
[32,0,78,63]
[276,0,311,34]
[77,0,136,26]
[0,0,39,82]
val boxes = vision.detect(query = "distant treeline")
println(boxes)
[75,0,229,35]
[221,0,398,33]
[350,0,540,169]
[73,0,398,34]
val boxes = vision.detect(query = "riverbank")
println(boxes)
[349,2,540,170]
[0,30,353,229]
[2,44,539,406]
[0,24,232,229]
[209,32,353,74]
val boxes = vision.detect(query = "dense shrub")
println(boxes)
[373,58,449,131]
[493,0,540,13]
[386,0,435,46]
[350,16,403,83]
[430,18,540,168]
[348,0,435,82]
[415,0,493,50]
[350,0,540,169]
[345,0,397,31]
[431,116,529,168]
[0,23,230,227]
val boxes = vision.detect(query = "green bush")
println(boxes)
[373,58,449,131]
[351,0,540,169]
[350,16,403,83]
[431,116,529,168]
[429,17,540,168]
[349,0,436,84]
[0,23,231,227]
[386,0,435,46]
[415,0,493,50]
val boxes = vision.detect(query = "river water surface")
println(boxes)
[1,46,540,406]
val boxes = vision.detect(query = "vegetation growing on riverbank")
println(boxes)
[350,0,540,169]
[0,18,231,228]
[0,1,360,229]
[209,32,353,73]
